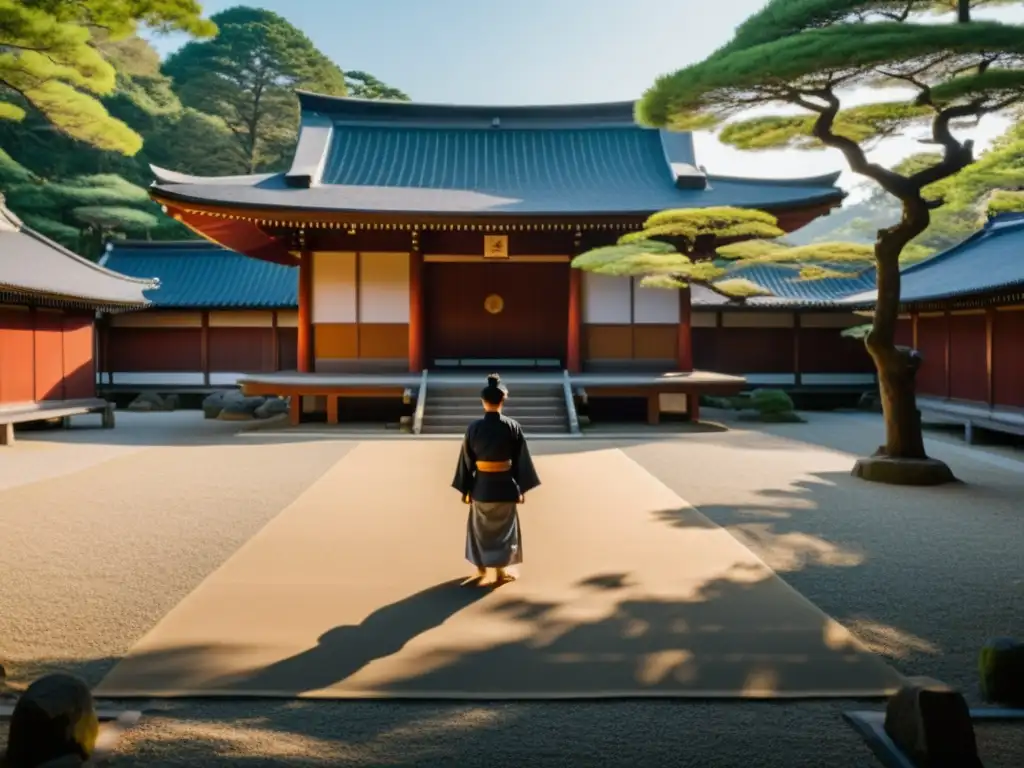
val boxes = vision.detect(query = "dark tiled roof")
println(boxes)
[100,240,296,308]
[149,92,844,217]
[725,262,876,307]
[842,213,1024,306]
[0,197,154,309]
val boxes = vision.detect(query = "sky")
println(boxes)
[147,0,1024,200]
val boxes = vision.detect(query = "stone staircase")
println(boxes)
[419,381,571,435]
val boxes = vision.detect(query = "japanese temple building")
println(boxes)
[845,212,1024,442]
[99,239,876,395]
[0,196,154,444]
[145,92,851,427]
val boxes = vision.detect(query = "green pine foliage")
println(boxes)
[0,5,409,259]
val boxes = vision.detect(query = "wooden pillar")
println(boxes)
[271,311,280,371]
[409,249,424,371]
[99,317,110,388]
[297,251,314,373]
[688,392,701,423]
[646,392,661,425]
[985,307,995,406]
[944,310,952,398]
[200,311,210,386]
[792,312,802,387]
[327,395,339,425]
[677,286,693,371]
[567,266,582,372]
[911,311,919,349]
[288,395,301,426]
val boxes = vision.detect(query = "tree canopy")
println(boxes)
[0,6,410,256]
[0,0,215,154]
[163,6,349,172]
[636,0,1024,465]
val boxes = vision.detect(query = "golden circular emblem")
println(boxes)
[484,294,504,314]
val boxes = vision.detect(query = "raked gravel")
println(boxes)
[1,410,1021,767]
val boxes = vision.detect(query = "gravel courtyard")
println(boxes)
[1,410,1021,767]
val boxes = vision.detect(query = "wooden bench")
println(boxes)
[917,396,1024,444]
[0,399,116,446]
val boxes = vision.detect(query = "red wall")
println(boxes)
[915,315,948,397]
[895,317,912,347]
[948,313,987,403]
[106,328,203,372]
[798,328,874,373]
[693,327,795,373]
[208,327,275,372]
[0,306,96,405]
[992,310,1024,408]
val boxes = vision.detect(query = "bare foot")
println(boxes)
[495,569,517,583]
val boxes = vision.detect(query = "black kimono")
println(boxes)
[452,411,542,569]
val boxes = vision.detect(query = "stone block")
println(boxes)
[979,637,1024,706]
[217,396,266,421]
[883,677,981,767]
[1,421,14,446]
[253,397,289,420]
[4,673,99,767]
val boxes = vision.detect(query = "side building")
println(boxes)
[0,197,155,445]
[843,212,1024,441]
[97,240,298,391]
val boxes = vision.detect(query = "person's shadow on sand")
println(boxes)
[220,577,493,695]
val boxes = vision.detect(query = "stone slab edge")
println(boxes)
[843,709,1024,768]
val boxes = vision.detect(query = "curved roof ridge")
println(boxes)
[296,90,638,125]
[706,170,843,187]
[150,165,278,186]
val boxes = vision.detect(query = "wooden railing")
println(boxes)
[563,370,581,435]
[412,369,429,435]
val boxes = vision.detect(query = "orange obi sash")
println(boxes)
[476,459,512,473]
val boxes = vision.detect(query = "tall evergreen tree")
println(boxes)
[163,6,349,172]
[636,0,1024,483]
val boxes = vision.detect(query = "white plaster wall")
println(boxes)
[582,272,631,324]
[358,252,410,323]
[312,252,356,323]
[632,281,680,324]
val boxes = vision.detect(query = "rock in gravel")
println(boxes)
[202,389,243,419]
[979,637,1024,706]
[4,673,99,767]
[217,396,267,421]
[127,392,173,412]
[254,397,289,420]
[884,676,981,768]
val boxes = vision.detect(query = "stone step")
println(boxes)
[429,388,564,398]
[423,414,566,427]
[421,424,568,435]
[429,404,565,415]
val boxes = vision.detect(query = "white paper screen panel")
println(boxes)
[312,252,356,323]
[632,280,680,324]
[582,271,631,324]
[358,252,410,323]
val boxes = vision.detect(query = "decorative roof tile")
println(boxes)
[101,240,296,308]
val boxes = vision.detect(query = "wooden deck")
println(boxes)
[918,396,1024,444]
[0,398,115,446]
[237,370,747,427]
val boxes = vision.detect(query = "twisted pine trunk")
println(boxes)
[866,223,927,459]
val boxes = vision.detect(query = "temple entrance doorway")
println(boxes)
[423,260,569,369]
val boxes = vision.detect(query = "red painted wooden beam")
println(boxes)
[677,286,693,372]
[297,251,314,373]
[408,250,424,372]
[567,266,582,373]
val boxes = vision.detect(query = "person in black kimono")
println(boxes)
[452,374,541,583]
